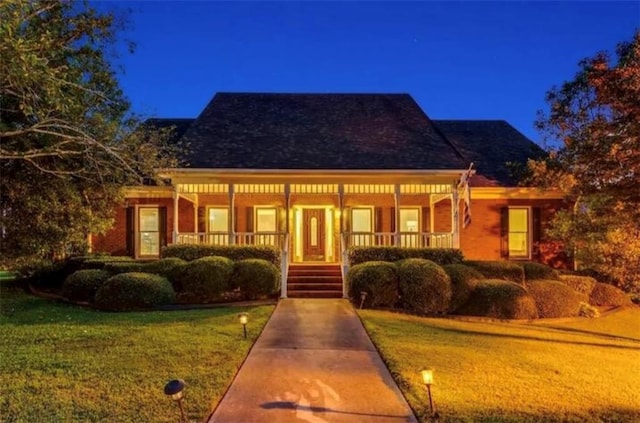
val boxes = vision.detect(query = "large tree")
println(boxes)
[0,1,179,264]
[530,31,640,292]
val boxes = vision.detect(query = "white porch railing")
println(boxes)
[176,232,287,249]
[343,232,453,249]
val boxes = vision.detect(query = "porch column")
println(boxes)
[281,184,291,299]
[338,184,348,299]
[228,184,235,245]
[172,187,179,244]
[193,195,199,241]
[452,186,460,249]
[394,184,400,246]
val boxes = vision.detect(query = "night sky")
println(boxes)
[106,1,639,144]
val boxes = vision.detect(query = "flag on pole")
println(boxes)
[458,163,474,228]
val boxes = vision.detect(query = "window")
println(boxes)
[208,208,229,232]
[352,208,372,232]
[399,208,420,247]
[399,208,419,232]
[256,207,277,232]
[351,208,373,246]
[508,208,529,258]
[139,208,160,256]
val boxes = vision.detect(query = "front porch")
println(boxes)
[169,179,461,265]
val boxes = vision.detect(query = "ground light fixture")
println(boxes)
[164,379,187,423]
[239,312,249,339]
[360,291,368,309]
[421,369,439,420]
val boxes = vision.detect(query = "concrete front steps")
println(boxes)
[287,264,343,298]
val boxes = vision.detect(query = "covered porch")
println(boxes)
[166,170,465,264]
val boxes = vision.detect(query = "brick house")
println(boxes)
[92,93,567,297]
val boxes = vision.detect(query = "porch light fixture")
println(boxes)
[239,312,249,339]
[421,369,439,420]
[164,379,187,423]
[360,291,368,309]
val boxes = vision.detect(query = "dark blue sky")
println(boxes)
[109,1,639,144]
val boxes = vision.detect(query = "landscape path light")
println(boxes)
[421,369,439,421]
[360,291,368,309]
[164,379,187,423]
[239,312,249,339]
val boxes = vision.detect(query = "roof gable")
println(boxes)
[180,93,469,170]
[433,120,546,186]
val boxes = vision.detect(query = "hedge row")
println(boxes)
[348,247,463,266]
[61,256,280,308]
[162,244,280,266]
[347,258,452,315]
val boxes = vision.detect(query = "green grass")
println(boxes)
[0,280,274,422]
[359,307,640,423]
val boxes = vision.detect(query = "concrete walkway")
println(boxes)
[208,299,417,423]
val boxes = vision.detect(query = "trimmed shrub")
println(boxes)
[80,256,135,269]
[94,272,176,311]
[442,264,483,313]
[104,262,145,274]
[579,302,600,318]
[397,258,451,315]
[589,283,631,307]
[559,275,597,296]
[526,280,587,318]
[456,279,538,320]
[162,244,280,266]
[142,258,187,280]
[175,256,234,303]
[230,259,280,300]
[464,261,525,285]
[347,261,398,308]
[521,262,560,281]
[348,247,463,266]
[61,269,112,302]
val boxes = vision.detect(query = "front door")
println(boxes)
[303,209,325,261]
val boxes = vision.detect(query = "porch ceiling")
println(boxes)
[159,168,466,185]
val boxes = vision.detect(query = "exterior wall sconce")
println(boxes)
[239,312,248,339]
[164,379,187,423]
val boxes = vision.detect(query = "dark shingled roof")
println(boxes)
[432,120,546,186]
[179,93,469,170]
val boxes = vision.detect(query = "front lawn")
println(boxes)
[0,281,274,422]
[359,308,640,423]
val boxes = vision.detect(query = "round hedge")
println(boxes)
[103,262,144,274]
[62,269,112,302]
[94,272,176,311]
[526,280,587,318]
[347,261,398,308]
[142,258,187,287]
[175,256,233,303]
[589,282,631,307]
[521,262,560,281]
[464,261,525,285]
[231,259,280,300]
[442,264,483,313]
[397,258,451,315]
[456,279,538,320]
[559,275,597,296]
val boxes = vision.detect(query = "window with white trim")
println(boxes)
[256,207,277,232]
[208,208,229,232]
[508,208,530,258]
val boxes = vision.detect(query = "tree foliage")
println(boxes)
[529,31,640,293]
[0,1,180,264]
